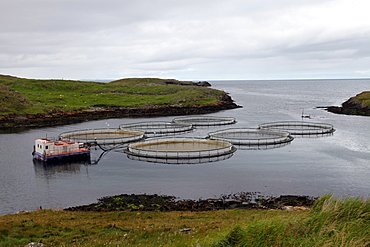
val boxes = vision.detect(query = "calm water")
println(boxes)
[0,79,369,215]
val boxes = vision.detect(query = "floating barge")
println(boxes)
[32,139,90,163]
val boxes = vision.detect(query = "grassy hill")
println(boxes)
[0,75,238,129]
[0,195,368,246]
[0,75,228,117]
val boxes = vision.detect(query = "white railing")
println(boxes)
[208,128,293,145]
[126,137,235,159]
[59,128,144,145]
[127,152,234,164]
[259,121,335,135]
[173,116,236,126]
[119,121,193,134]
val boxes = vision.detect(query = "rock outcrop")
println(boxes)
[163,80,211,87]
[326,92,370,116]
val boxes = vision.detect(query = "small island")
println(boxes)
[326,91,370,116]
[0,75,240,130]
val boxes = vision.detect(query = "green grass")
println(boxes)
[353,91,370,107]
[0,75,226,117]
[0,195,368,246]
[214,195,369,247]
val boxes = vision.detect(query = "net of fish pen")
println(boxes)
[59,128,144,145]
[207,128,294,146]
[125,137,236,159]
[126,152,234,164]
[172,116,236,126]
[258,121,335,135]
[119,121,193,135]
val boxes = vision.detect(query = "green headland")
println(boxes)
[0,75,239,129]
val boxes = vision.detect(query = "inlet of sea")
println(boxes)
[1,79,369,215]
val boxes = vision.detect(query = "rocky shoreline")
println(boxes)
[0,93,240,130]
[326,93,370,116]
[65,193,316,212]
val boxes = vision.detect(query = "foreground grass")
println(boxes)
[0,75,225,117]
[215,195,369,247]
[0,195,369,246]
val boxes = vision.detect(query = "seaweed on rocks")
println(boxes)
[64,193,317,212]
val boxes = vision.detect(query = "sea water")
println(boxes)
[0,79,369,215]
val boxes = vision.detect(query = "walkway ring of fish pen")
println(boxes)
[172,116,236,126]
[258,121,335,135]
[119,121,193,134]
[233,142,292,151]
[125,137,236,159]
[126,152,234,164]
[207,128,294,146]
[59,128,145,145]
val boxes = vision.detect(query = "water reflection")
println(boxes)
[33,159,89,178]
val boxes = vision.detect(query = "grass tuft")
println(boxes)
[213,194,369,247]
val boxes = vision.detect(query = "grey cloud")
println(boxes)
[1,0,370,79]
[279,32,370,60]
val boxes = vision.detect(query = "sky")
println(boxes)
[1,0,370,81]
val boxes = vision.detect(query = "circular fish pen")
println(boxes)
[172,116,236,126]
[207,128,294,146]
[119,121,193,135]
[126,137,236,159]
[126,152,234,164]
[59,128,145,145]
[259,121,335,135]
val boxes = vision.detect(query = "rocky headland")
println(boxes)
[326,91,370,116]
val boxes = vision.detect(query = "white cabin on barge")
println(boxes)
[33,139,90,163]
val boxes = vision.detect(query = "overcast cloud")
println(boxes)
[1,0,370,80]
